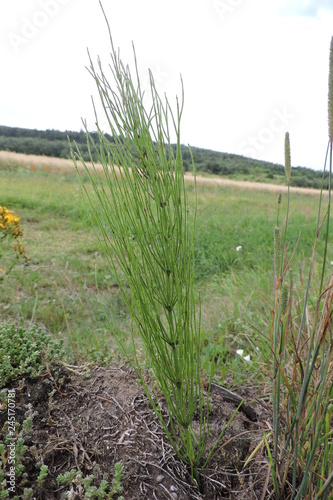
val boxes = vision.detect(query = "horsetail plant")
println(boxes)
[70,4,212,488]
[269,36,333,499]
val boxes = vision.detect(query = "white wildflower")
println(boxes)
[236,349,251,362]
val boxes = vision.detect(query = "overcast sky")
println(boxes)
[1,0,333,170]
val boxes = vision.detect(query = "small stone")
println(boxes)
[156,475,164,483]
[171,493,178,500]
[170,485,177,492]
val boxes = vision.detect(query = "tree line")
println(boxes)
[0,125,328,189]
[0,125,111,161]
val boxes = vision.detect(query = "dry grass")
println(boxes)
[0,150,327,196]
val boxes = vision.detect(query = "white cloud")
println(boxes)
[0,0,332,170]
[278,0,333,16]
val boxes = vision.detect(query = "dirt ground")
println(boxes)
[0,364,276,499]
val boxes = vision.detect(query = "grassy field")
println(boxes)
[0,153,331,388]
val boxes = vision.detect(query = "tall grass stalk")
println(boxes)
[70,5,211,487]
[270,37,333,498]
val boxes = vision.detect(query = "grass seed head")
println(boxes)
[281,283,289,316]
[329,36,333,143]
[284,132,291,183]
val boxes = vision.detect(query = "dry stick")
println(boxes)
[96,394,126,413]
[42,354,67,396]
[260,465,271,500]
[209,383,258,422]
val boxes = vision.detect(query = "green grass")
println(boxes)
[0,162,331,387]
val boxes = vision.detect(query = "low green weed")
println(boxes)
[56,462,124,499]
[0,321,66,387]
[0,414,34,499]
[36,464,48,490]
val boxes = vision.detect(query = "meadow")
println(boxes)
[1,24,333,497]
[0,153,329,389]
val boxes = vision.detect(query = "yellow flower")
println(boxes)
[0,205,22,237]
[0,205,28,263]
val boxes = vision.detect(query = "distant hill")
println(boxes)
[0,125,110,163]
[0,125,329,189]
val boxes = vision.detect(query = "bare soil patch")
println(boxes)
[0,364,273,499]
